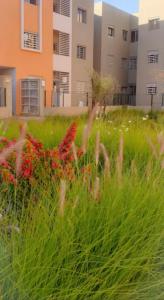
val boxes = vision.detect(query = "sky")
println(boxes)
[95,0,139,14]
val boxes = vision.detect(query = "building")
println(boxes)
[0,0,53,117]
[53,0,94,108]
[94,1,138,105]
[136,0,164,108]
[0,0,94,117]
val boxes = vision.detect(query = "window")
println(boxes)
[25,0,38,5]
[121,58,128,70]
[0,87,6,107]
[147,84,157,95]
[129,56,137,70]
[123,30,128,41]
[77,8,87,23]
[148,51,159,63]
[108,26,115,37]
[149,18,160,30]
[24,31,40,50]
[77,45,86,59]
[131,30,138,43]
[129,85,136,96]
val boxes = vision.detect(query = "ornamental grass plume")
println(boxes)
[116,135,124,183]
[58,122,77,162]
[71,142,78,165]
[157,132,164,155]
[93,176,100,202]
[100,143,110,176]
[0,139,25,164]
[82,103,99,153]
[95,131,100,167]
[59,179,66,216]
[16,123,27,177]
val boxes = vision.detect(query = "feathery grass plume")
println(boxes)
[116,135,124,183]
[59,180,66,216]
[157,132,164,155]
[16,123,27,177]
[82,103,99,153]
[58,122,77,161]
[93,176,100,202]
[100,143,110,176]
[0,139,25,163]
[95,131,100,167]
[72,142,78,165]
[131,159,138,177]
[73,196,79,209]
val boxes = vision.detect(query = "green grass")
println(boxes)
[0,109,164,300]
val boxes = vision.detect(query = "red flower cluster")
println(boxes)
[0,122,84,186]
[58,122,77,161]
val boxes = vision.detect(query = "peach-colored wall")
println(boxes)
[0,0,53,115]
[24,2,39,32]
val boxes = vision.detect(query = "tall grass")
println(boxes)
[0,109,163,300]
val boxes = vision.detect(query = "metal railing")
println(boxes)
[51,91,164,109]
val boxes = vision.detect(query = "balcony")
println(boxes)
[53,0,70,17]
[53,30,70,56]
[53,0,71,33]
[53,30,71,73]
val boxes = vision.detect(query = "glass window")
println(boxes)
[77,8,87,23]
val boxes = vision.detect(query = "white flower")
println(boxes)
[142,117,147,121]
[128,120,132,123]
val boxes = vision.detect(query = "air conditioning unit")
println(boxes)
[20,77,45,116]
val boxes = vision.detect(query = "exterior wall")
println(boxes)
[136,0,164,107]
[71,0,94,105]
[0,0,53,115]
[94,1,133,90]
[128,15,138,85]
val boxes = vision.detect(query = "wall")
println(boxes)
[136,0,164,107]
[0,0,53,115]
[71,0,94,103]
[94,2,131,89]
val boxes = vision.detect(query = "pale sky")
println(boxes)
[95,0,139,14]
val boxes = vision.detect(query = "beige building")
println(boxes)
[136,0,164,108]
[53,0,94,107]
[94,1,138,105]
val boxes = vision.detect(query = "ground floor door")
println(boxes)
[0,75,12,117]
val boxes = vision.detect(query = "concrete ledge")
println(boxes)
[44,107,89,116]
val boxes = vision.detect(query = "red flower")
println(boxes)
[58,122,77,161]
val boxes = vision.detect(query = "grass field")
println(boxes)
[0,109,163,300]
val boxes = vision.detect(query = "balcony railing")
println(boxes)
[53,32,70,56]
[53,0,70,17]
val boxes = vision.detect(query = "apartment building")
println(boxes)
[0,0,53,117]
[0,0,94,117]
[53,0,94,107]
[136,0,164,108]
[94,1,138,105]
